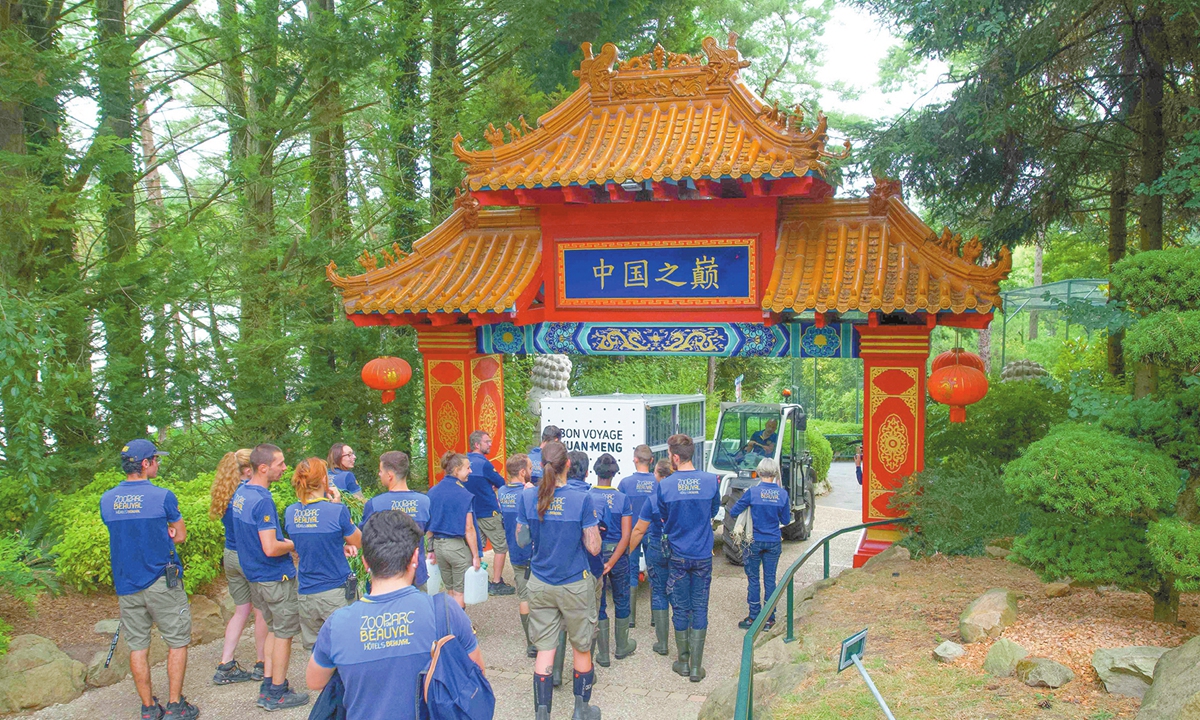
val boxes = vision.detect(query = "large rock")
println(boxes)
[861,544,911,573]
[933,641,965,663]
[983,638,1028,677]
[1138,636,1200,720]
[754,635,798,672]
[94,618,120,635]
[1092,646,1169,699]
[1016,657,1075,688]
[1044,583,1071,598]
[85,627,170,688]
[959,588,1019,643]
[218,589,237,623]
[0,635,86,712]
[190,594,225,645]
[698,663,811,720]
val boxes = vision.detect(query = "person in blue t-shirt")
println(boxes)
[208,448,268,686]
[590,453,636,668]
[232,443,309,711]
[498,453,536,657]
[465,430,514,596]
[102,439,199,720]
[630,434,720,683]
[729,458,792,630]
[517,441,603,720]
[744,418,779,456]
[284,457,362,652]
[528,424,563,485]
[326,442,363,500]
[616,444,657,632]
[306,510,485,720]
[425,452,480,609]
[362,451,429,589]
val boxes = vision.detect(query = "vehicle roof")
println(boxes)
[546,393,706,405]
[718,402,806,414]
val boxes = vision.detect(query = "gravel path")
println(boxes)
[29,463,864,720]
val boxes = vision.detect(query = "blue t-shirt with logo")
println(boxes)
[311,586,477,720]
[749,430,778,450]
[464,452,505,518]
[100,480,183,595]
[528,447,543,483]
[284,500,357,594]
[497,483,531,567]
[589,486,631,545]
[330,470,361,495]
[730,482,792,543]
[518,486,599,586]
[617,472,656,525]
[426,478,474,538]
[222,502,238,552]
[231,483,296,582]
[639,469,721,561]
[362,491,430,587]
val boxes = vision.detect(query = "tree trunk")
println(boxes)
[1151,575,1179,624]
[428,0,462,220]
[1029,236,1043,341]
[389,0,423,248]
[707,356,717,394]
[1108,163,1128,379]
[96,0,148,442]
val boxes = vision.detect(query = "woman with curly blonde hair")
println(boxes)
[210,450,269,685]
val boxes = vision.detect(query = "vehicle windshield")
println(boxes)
[711,411,781,471]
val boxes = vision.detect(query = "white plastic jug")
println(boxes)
[463,565,488,605]
[426,560,442,595]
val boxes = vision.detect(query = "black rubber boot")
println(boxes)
[534,672,553,720]
[572,669,601,720]
[551,631,567,686]
[595,618,611,667]
[614,617,637,659]
[688,629,707,682]
[651,610,670,655]
[521,613,537,659]
[671,630,690,677]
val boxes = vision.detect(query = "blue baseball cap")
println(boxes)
[120,439,167,463]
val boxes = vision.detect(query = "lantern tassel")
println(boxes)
[949,406,966,423]
[381,390,396,404]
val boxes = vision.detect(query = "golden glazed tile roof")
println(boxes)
[326,196,541,316]
[452,35,850,192]
[762,183,1012,315]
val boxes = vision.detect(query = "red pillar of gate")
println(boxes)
[416,326,507,485]
[852,324,931,567]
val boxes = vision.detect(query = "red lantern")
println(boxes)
[361,357,412,404]
[931,347,986,374]
[928,364,989,423]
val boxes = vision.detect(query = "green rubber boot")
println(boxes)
[552,631,567,686]
[595,618,611,667]
[521,613,537,659]
[688,629,707,682]
[629,585,637,629]
[614,617,637,659]
[671,630,690,677]
[651,610,670,655]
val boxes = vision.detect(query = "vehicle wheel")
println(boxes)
[721,497,745,566]
[781,481,815,541]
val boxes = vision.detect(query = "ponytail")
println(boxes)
[537,441,568,519]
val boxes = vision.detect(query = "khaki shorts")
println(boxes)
[478,514,508,554]
[223,549,252,606]
[513,564,530,602]
[118,576,192,651]
[250,578,300,639]
[528,575,597,653]
[431,537,472,593]
[298,587,350,651]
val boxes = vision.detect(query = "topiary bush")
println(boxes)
[805,424,833,485]
[891,453,1026,557]
[926,379,1069,467]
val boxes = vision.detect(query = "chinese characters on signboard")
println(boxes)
[557,238,756,307]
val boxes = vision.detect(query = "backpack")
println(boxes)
[423,592,495,720]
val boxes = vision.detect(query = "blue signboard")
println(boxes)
[555,238,757,307]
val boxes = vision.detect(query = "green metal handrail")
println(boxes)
[734,517,912,720]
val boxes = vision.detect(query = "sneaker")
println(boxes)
[257,682,310,712]
[141,698,164,720]
[250,661,265,682]
[164,697,200,719]
[213,660,254,685]
[764,617,776,630]
[488,580,516,596]
[737,616,754,630]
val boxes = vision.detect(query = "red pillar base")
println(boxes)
[852,526,905,568]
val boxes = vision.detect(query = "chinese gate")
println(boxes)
[326,36,1011,566]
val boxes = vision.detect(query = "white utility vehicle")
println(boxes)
[707,402,816,564]
[538,394,706,485]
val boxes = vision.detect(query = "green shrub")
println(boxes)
[0,474,36,534]
[891,454,1025,557]
[0,617,11,656]
[1012,515,1158,588]
[805,425,833,482]
[1109,247,1200,314]
[926,379,1070,467]
[1147,518,1200,593]
[812,421,862,459]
